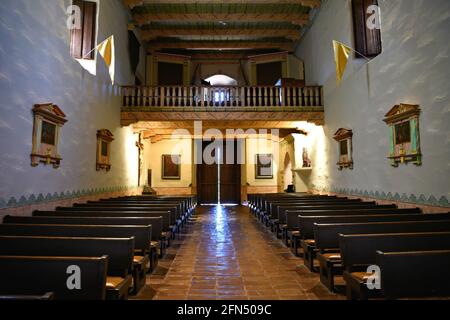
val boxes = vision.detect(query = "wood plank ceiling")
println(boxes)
[123,0,321,56]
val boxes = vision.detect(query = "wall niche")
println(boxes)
[383,104,421,167]
[96,129,114,171]
[333,128,353,170]
[31,103,68,168]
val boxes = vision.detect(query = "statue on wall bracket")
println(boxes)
[333,128,353,170]
[31,103,67,169]
[383,104,422,167]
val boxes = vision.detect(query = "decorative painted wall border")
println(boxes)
[308,184,450,208]
[0,185,140,209]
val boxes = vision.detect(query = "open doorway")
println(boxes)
[283,152,293,191]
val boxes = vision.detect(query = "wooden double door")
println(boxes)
[197,140,241,204]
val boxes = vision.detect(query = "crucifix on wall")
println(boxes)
[136,134,144,186]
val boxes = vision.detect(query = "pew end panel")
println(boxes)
[377,250,450,300]
[0,255,109,300]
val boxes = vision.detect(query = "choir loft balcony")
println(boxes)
[120,85,324,127]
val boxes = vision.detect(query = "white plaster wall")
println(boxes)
[0,0,139,203]
[294,0,450,202]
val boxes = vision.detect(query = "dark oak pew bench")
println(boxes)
[266,198,361,223]
[251,194,336,216]
[35,209,170,230]
[28,212,168,260]
[114,196,197,214]
[59,206,181,237]
[4,215,163,272]
[0,236,134,299]
[377,249,450,300]
[314,220,450,293]
[96,197,196,220]
[274,203,397,239]
[0,255,108,300]
[255,195,339,218]
[0,223,152,297]
[290,208,423,258]
[289,208,423,243]
[339,232,450,300]
[84,201,183,219]
[264,199,364,228]
[93,201,189,226]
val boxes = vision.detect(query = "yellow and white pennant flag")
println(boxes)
[75,35,116,84]
[333,40,352,85]
[96,35,115,85]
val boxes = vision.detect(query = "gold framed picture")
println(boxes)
[31,103,67,168]
[333,128,353,170]
[162,154,181,180]
[96,129,114,171]
[383,104,422,167]
[255,154,273,179]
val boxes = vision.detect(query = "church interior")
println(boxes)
[0,0,449,302]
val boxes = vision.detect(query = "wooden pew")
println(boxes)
[95,196,195,216]
[376,250,450,299]
[264,199,364,227]
[4,215,163,273]
[35,210,174,239]
[93,201,188,224]
[290,208,423,257]
[339,232,450,299]
[289,208,422,238]
[114,196,196,214]
[296,210,444,244]
[61,205,181,232]
[274,203,397,239]
[0,236,134,299]
[278,203,395,225]
[26,213,167,255]
[255,195,338,218]
[267,198,360,219]
[252,194,335,216]
[84,201,182,217]
[0,255,108,300]
[314,220,450,292]
[0,223,152,296]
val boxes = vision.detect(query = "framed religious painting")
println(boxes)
[162,154,181,180]
[255,154,273,179]
[96,129,114,171]
[383,104,422,167]
[31,103,67,168]
[333,128,353,170]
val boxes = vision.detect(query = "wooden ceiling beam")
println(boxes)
[147,40,294,52]
[134,13,310,26]
[124,1,320,9]
[190,52,248,60]
[141,28,301,41]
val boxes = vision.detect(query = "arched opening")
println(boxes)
[203,74,238,104]
[204,74,238,86]
[283,152,293,191]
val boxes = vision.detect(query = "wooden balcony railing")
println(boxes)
[121,85,323,110]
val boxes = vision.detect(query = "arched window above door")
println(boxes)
[204,74,238,86]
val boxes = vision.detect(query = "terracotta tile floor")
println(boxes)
[133,205,345,300]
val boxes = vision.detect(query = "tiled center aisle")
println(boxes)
[135,205,344,300]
